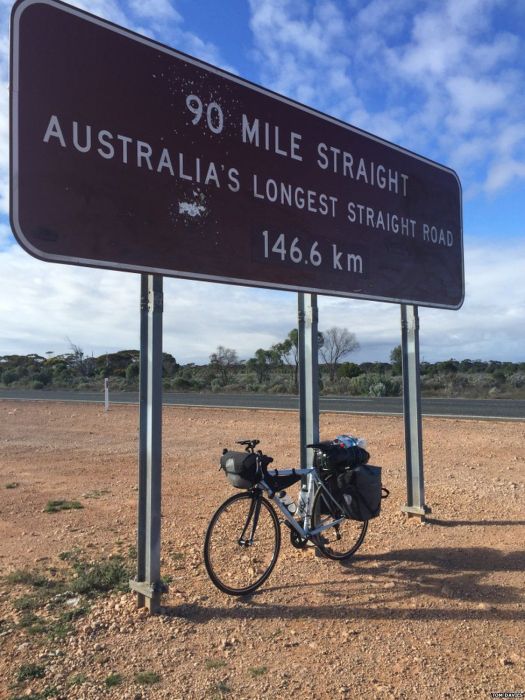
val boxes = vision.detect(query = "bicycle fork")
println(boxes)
[237,493,262,547]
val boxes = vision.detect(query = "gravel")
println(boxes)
[0,400,523,699]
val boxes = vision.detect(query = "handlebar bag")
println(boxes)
[337,464,382,520]
[220,451,273,489]
[220,451,258,489]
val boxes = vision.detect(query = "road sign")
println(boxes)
[10,0,463,308]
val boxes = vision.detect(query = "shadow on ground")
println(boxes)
[427,518,525,528]
[163,545,525,624]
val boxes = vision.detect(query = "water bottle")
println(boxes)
[296,485,308,518]
[277,490,297,514]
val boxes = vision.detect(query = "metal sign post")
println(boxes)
[130,274,164,611]
[400,304,430,519]
[298,293,320,513]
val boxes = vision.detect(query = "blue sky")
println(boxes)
[1,0,524,364]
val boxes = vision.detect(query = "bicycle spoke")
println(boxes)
[311,477,368,560]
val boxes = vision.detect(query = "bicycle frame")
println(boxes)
[258,467,345,540]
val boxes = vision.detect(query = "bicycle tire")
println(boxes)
[204,491,281,595]
[310,475,368,560]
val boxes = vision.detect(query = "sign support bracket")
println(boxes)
[130,274,164,612]
[298,293,320,513]
[400,304,431,519]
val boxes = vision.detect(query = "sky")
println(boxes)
[1,0,524,365]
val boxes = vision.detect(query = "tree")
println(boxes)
[319,327,359,382]
[247,348,279,383]
[95,350,139,378]
[436,359,459,374]
[65,339,96,378]
[337,362,361,379]
[272,331,296,384]
[209,346,238,385]
[390,345,402,375]
[272,328,324,389]
[162,352,179,378]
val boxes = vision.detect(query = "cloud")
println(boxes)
[248,0,525,196]
[128,0,181,22]
[62,0,132,27]
[1,236,524,363]
[0,222,11,246]
[419,239,525,360]
[248,0,362,117]
[485,158,525,192]
[0,244,299,362]
[320,236,525,363]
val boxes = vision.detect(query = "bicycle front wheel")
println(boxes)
[204,491,281,595]
[311,477,368,560]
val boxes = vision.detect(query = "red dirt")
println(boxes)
[0,400,524,699]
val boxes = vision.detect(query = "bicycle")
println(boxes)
[203,439,370,596]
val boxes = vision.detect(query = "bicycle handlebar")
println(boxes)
[236,439,260,452]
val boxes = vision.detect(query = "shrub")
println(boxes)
[126,362,139,381]
[172,376,193,390]
[30,371,51,386]
[6,569,53,588]
[1,369,17,385]
[248,666,268,677]
[44,500,83,513]
[509,372,525,388]
[213,680,230,695]
[135,671,160,685]
[69,673,87,686]
[77,382,92,390]
[337,362,361,379]
[17,662,46,681]
[383,377,402,396]
[105,673,123,687]
[492,369,507,385]
[221,383,243,393]
[268,382,290,394]
[71,556,130,595]
[369,381,386,397]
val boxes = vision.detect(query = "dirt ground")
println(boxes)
[0,399,524,700]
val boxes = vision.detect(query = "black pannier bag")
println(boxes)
[313,440,370,474]
[313,440,370,515]
[220,451,273,489]
[336,464,383,521]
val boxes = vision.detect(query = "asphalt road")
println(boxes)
[1,389,524,420]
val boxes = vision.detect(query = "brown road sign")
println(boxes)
[10,0,463,308]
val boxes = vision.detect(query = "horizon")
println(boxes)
[1,344,523,368]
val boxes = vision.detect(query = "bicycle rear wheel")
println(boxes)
[204,491,281,595]
[311,477,368,560]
